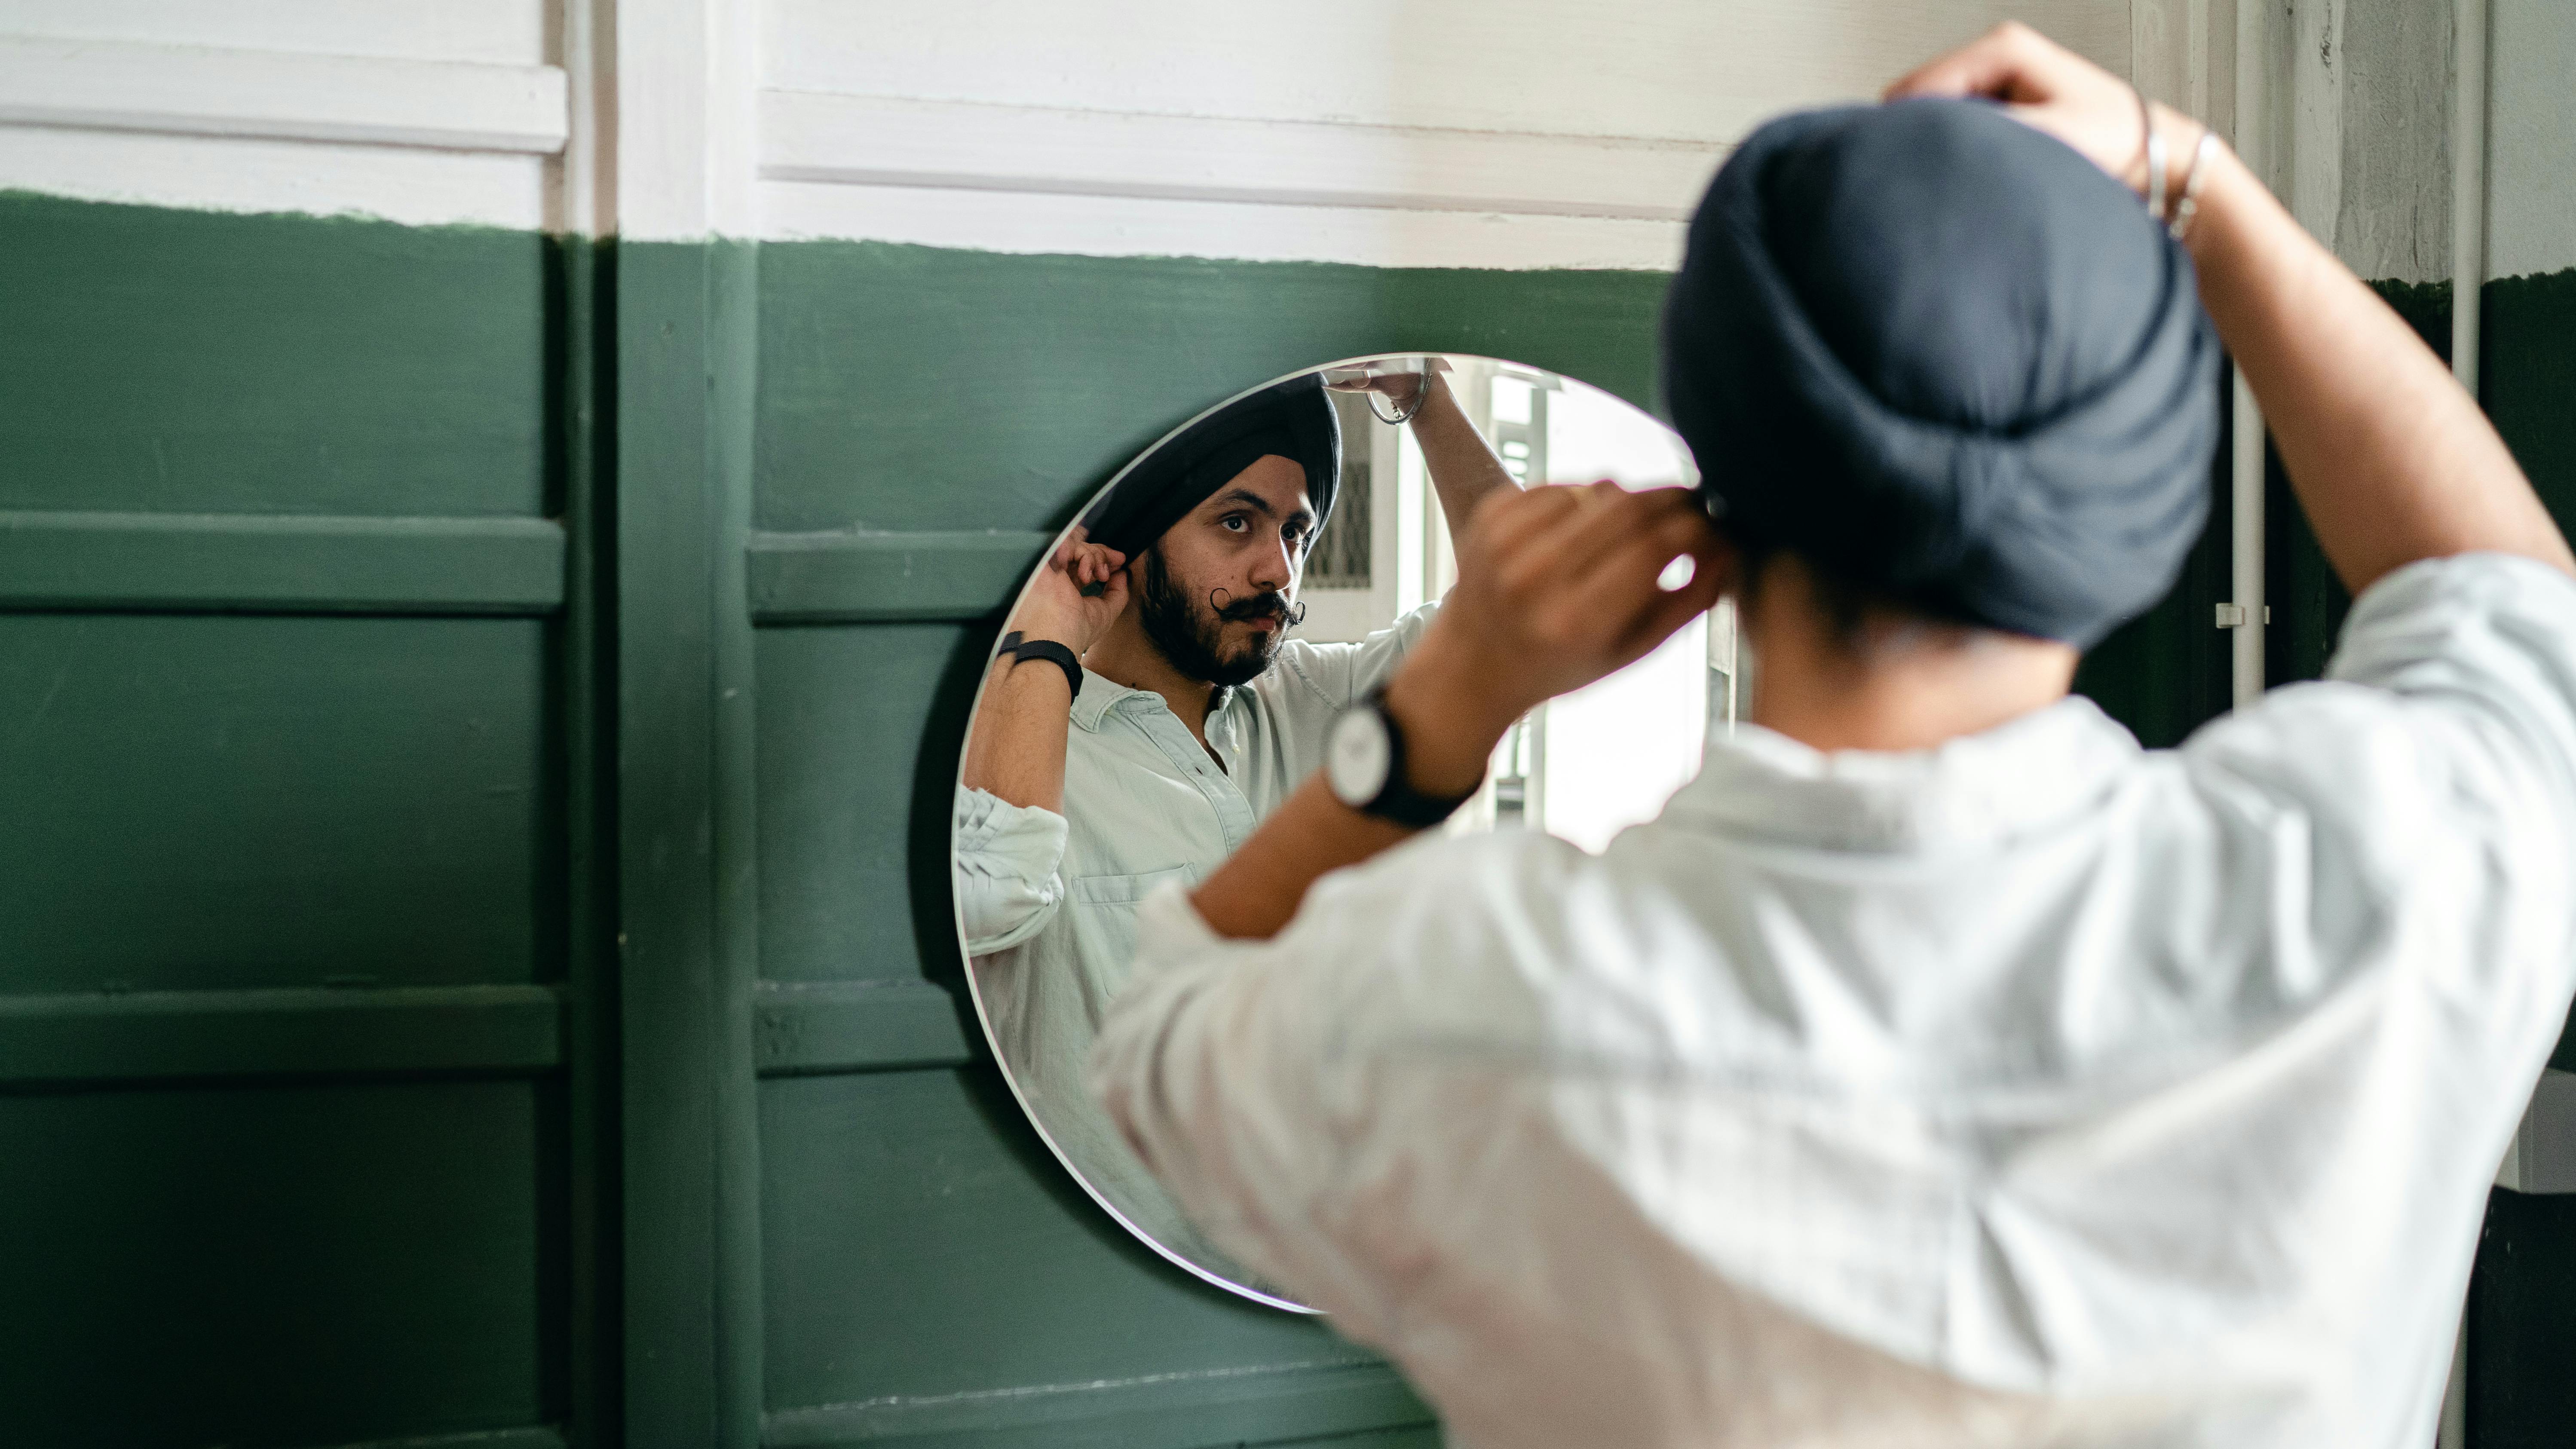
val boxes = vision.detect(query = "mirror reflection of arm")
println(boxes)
[953,783,1069,954]
[960,653,1079,813]
[959,530,1132,814]
[1194,484,1730,941]
[1399,373,1520,555]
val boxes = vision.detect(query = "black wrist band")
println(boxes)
[997,631,1083,701]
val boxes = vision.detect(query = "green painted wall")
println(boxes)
[0,191,598,1449]
[14,183,2573,1449]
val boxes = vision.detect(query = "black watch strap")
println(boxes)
[998,631,1084,701]
[1356,688,1480,829]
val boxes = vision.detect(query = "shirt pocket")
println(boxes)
[1069,864,1194,906]
[1060,865,1195,1018]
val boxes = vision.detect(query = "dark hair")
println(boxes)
[1737,543,1944,653]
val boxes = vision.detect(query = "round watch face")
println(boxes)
[1326,706,1392,807]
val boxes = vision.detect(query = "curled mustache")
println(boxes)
[1210,588,1306,628]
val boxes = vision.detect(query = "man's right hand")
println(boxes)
[1892,24,2570,596]
[1885,21,2192,196]
[1008,527,1131,656]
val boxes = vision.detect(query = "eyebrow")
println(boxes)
[1210,489,1317,530]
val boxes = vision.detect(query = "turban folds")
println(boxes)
[1662,98,2220,647]
[1083,374,1341,558]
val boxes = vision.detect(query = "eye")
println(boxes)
[1219,515,1249,534]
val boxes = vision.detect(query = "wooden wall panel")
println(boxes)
[758,1071,1417,1447]
[0,613,551,992]
[0,195,551,518]
[756,623,975,989]
[0,1081,553,1448]
[0,192,601,1449]
[752,243,1670,536]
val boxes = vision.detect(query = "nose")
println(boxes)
[1249,527,1294,595]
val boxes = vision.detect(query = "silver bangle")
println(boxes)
[2136,85,2167,223]
[2168,128,2219,239]
[1368,376,1433,425]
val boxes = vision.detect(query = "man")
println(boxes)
[955,368,1512,1280]
[1093,24,2576,1449]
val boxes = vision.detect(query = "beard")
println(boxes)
[1136,547,1292,689]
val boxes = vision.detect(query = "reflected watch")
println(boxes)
[1325,687,1480,829]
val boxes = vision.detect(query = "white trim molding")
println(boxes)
[0,35,567,155]
[616,0,757,242]
[759,91,1724,224]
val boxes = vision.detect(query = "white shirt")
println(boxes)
[953,601,1437,1281]
[1092,554,2576,1449]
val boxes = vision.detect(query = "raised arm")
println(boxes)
[1889,23,2572,594]
[1188,483,1727,940]
[959,530,1130,813]
[1336,371,1519,559]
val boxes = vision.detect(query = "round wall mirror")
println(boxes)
[949,353,1734,1308]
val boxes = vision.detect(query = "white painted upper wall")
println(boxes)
[763,0,2125,146]
[2489,0,2576,280]
[754,0,2124,264]
[0,0,565,228]
[0,0,547,66]
[0,0,2137,265]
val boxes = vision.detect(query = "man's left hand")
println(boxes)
[1387,482,1733,796]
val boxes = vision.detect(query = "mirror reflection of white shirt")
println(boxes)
[1096,554,2576,1449]
[953,600,1439,1284]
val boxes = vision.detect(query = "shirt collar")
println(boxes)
[1069,668,1143,732]
[1069,671,1238,745]
[1668,695,2141,852]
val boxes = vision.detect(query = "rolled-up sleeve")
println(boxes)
[952,784,1069,955]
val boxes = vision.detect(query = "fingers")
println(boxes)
[1057,539,1125,590]
[1504,488,1722,669]
[1471,481,1588,568]
[1883,20,2052,103]
[1572,498,1722,619]
[1096,567,1133,614]
[1551,484,1709,588]
[1483,480,1645,586]
[1612,538,1731,666]
[1472,483,1711,621]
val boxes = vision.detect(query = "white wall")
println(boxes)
[757,0,2126,267]
[0,0,571,227]
[2488,0,2576,280]
[0,0,2129,266]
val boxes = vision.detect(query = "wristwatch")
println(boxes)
[1325,688,1480,828]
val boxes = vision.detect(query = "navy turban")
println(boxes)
[1083,374,1341,558]
[1662,98,2219,647]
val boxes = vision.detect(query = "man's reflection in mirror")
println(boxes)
[951,367,1513,1275]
